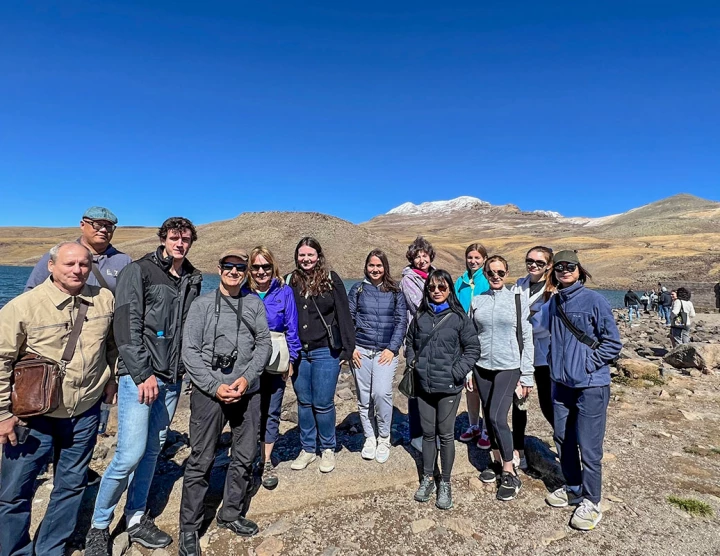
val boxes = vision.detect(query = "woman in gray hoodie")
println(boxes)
[470,255,534,501]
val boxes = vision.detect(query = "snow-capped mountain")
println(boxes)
[386,196,491,215]
[530,210,563,218]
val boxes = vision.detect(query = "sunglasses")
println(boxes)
[486,269,507,278]
[427,283,448,293]
[554,262,578,273]
[221,263,247,272]
[83,219,116,232]
[251,264,273,273]
[525,259,547,268]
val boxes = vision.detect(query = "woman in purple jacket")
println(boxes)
[245,246,301,489]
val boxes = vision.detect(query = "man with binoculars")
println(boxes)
[177,248,272,555]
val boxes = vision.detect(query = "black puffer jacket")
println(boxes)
[405,308,481,395]
[115,247,203,384]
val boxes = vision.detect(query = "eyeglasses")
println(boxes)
[525,259,547,268]
[486,269,507,278]
[554,263,578,273]
[83,219,116,232]
[427,283,448,293]
[221,263,247,272]
[251,264,273,273]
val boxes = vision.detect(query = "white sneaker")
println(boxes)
[290,450,317,470]
[546,486,583,508]
[571,499,603,530]
[375,436,391,463]
[410,437,423,452]
[319,449,336,473]
[361,437,377,460]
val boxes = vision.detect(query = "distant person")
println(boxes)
[639,291,650,312]
[85,217,202,555]
[471,256,533,501]
[178,249,272,551]
[348,250,407,464]
[714,282,720,313]
[658,287,673,325]
[406,269,480,510]
[623,289,641,322]
[649,290,659,313]
[670,287,695,347]
[454,243,491,450]
[243,246,301,489]
[400,236,437,453]
[287,237,355,474]
[534,250,622,531]
[0,242,117,556]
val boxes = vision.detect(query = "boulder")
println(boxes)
[664,343,720,371]
[616,358,661,379]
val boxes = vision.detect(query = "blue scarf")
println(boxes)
[429,301,450,314]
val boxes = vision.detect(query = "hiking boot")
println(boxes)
[570,499,603,530]
[127,515,172,549]
[546,486,583,508]
[477,429,491,450]
[414,475,436,503]
[319,449,336,473]
[84,527,110,556]
[290,450,317,470]
[261,461,278,489]
[179,531,201,556]
[496,472,522,501]
[459,425,481,443]
[436,480,453,510]
[361,437,377,460]
[216,516,259,537]
[479,462,501,483]
[375,436,391,464]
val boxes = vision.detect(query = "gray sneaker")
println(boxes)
[319,449,336,473]
[414,475,436,503]
[436,480,453,510]
[546,486,583,508]
[570,499,603,530]
[290,450,317,470]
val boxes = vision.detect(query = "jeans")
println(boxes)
[552,381,610,505]
[0,402,100,556]
[660,305,672,325]
[180,388,260,531]
[91,375,182,529]
[352,347,397,439]
[292,347,341,452]
[627,305,640,321]
[417,390,461,481]
[474,366,521,462]
[259,372,287,445]
[670,326,690,347]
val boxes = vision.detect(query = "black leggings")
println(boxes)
[417,390,462,482]
[474,367,521,463]
[511,365,555,450]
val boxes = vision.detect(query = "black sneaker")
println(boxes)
[127,515,173,549]
[216,516,259,537]
[84,527,110,556]
[497,471,522,501]
[435,480,453,510]
[414,475,436,503]
[179,531,202,556]
[480,462,500,483]
[261,461,279,490]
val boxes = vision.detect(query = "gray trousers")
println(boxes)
[353,346,398,438]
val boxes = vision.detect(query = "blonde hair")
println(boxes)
[247,246,283,291]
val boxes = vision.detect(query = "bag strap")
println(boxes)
[555,300,599,350]
[215,290,256,339]
[311,296,335,340]
[90,263,111,290]
[515,293,523,356]
[61,301,89,366]
[411,312,453,367]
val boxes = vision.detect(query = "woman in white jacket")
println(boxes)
[670,287,695,347]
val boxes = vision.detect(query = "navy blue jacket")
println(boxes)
[348,280,407,354]
[535,281,622,388]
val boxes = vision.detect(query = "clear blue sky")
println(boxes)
[1,1,718,226]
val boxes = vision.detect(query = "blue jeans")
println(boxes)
[627,305,640,321]
[292,348,341,452]
[91,375,181,529]
[260,372,287,445]
[552,381,610,505]
[660,306,672,325]
[0,402,100,556]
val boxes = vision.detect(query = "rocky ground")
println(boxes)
[22,312,720,555]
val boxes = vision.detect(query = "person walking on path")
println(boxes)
[670,287,695,347]
[178,249,272,554]
[471,256,534,501]
[243,246,301,489]
[658,287,673,325]
[407,269,480,510]
[534,250,622,531]
[287,237,355,474]
[348,250,407,464]
[624,289,641,322]
[85,217,202,555]
[454,243,492,450]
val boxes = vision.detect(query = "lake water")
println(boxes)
[1,265,626,309]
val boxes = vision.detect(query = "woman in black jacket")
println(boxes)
[405,269,481,510]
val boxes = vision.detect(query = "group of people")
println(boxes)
[628,285,696,346]
[0,206,623,556]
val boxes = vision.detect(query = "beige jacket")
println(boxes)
[0,277,117,421]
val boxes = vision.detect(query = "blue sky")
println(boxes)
[1,1,718,226]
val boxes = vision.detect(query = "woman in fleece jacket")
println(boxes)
[470,255,534,502]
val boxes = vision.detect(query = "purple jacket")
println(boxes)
[243,279,301,363]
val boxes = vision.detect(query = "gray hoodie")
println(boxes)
[471,286,535,386]
[182,289,272,397]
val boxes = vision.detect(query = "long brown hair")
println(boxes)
[526,245,556,302]
[247,246,283,291]
[364,249,400,293]
[290,236,333,297]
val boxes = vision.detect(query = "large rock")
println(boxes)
[616,358,661,379]
[664,343,720,371]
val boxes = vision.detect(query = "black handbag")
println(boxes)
[399,313,453,398]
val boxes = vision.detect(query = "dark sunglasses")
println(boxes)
[83,219,116,232]
[251,264,273,273]
[221,263,247,272]
[427,283,448,293]
[486,269,507,278]
[554,262,578,273]
[525,259,547,268]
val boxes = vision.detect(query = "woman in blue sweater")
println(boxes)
[348,250,407,463]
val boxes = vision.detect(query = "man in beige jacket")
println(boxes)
[0,242,117,556]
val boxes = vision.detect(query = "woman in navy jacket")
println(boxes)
[533,250,621,531]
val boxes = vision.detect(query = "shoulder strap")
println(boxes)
[411,312,453,367]
[515,293,523,355]
[91,263,110,290]
[61,301,89,366]
[311,295,334,339]
[555,300,599,350]
[215,290,256,339]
